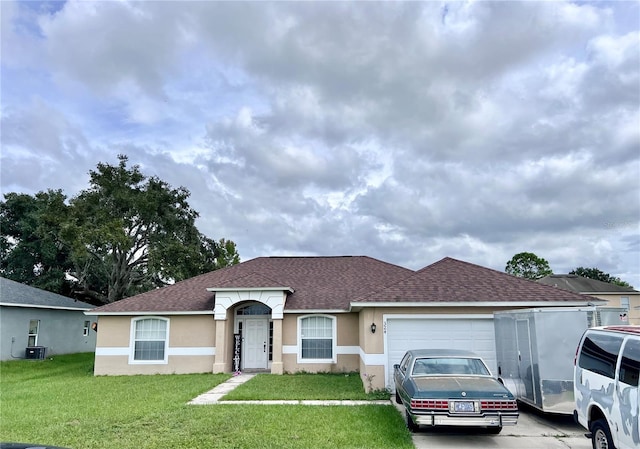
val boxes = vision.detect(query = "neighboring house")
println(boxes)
[0,277,97,360]
[90,256,600,390]
[538,274,640,325]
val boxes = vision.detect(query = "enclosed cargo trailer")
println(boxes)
[493,307,628,414]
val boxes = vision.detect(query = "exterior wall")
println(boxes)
[281,312,360,373]
[91,303,570,385]
[590,293,640,325]
[93,314,216,375]
[0,306,97,361]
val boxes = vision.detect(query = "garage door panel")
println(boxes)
[386,318,496,389]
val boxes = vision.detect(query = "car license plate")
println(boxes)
[453,401,475,413]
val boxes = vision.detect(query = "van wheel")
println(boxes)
[591,419,614,449]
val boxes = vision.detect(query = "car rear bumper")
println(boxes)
[412,412,519,427]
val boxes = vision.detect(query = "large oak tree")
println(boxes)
[1,155,240,304]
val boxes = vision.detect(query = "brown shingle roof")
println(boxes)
[92,256,414,313]
[355,257,600,304]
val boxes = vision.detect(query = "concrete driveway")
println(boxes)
[394,402,591,449]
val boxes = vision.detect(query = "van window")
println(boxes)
[620,339,640,387]
[578,333,623,379]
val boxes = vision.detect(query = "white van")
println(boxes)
[574,326,640,449]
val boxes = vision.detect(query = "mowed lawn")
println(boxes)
[0,353,412,449]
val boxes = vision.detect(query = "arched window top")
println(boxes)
[236,303,271,316]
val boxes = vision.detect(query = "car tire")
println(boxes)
[406,411,418,432]
[395,390,402,404]
[591,419,615,449]
[486,426,503,434]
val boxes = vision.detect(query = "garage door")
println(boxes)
[386,317,497,389]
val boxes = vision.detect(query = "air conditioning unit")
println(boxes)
[25,346,46,359]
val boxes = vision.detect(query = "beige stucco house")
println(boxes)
[90,256,598,391]
[538,274,640,325]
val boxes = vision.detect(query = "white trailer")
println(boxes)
[494,307,628,414]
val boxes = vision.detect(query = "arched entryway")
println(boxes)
[234,302,272,370]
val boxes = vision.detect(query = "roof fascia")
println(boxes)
[284,309,350,314]
[582,291,639,295]
[349,300,605,310]
[86,311,214,316]
[1,302,94,311]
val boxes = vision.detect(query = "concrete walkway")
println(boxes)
[188,373,256,404]
[188,373,389,406]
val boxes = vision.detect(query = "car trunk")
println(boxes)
[411,377,510,399]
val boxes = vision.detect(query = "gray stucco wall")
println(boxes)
[1,306,97,360]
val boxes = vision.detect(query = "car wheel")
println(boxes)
[486,426,503,434]
[406,411,418,432]
[395,389,402,404]
[591,419,614,449]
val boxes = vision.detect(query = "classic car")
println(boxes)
[394,349,518,433]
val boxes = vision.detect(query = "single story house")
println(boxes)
[538,274,640,324]
[89,256,600,390]
[0,277,97,360]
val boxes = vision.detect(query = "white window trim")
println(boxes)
[129,316,170,365]
[297,314,337,364]
[28,319,40,346]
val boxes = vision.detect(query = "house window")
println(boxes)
[83,321,90,337]
[621,297,630,311]
[130,317,169,363]
[299,315,335,363]
[28,320,40,346]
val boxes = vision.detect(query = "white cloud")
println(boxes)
[1,0,638,288]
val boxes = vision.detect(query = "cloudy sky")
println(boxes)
[1,0,639,287]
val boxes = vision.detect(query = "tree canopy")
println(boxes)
[1,155,240,304]
[570,267,632,289]
[505,252,553,280]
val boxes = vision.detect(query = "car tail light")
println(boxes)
[411,399,449,410]
[480,400,518,411]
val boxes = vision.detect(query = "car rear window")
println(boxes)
[412,357,490,376]
[578,332,624,379]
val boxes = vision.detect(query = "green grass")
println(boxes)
[0,354,412,449]
[223,372,390,400]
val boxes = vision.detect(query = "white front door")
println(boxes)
[243,318,268,369]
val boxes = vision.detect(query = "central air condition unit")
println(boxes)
[25,346,46,359]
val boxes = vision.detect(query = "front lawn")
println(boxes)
[0,353,412,449]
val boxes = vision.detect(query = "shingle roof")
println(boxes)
[92,256,414,313]
[537,274,638,294]
[0,277,96,310]
[355,257,599,304]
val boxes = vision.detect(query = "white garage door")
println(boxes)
[386,316,497,389]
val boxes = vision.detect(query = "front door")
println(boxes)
[243,318,268,369]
